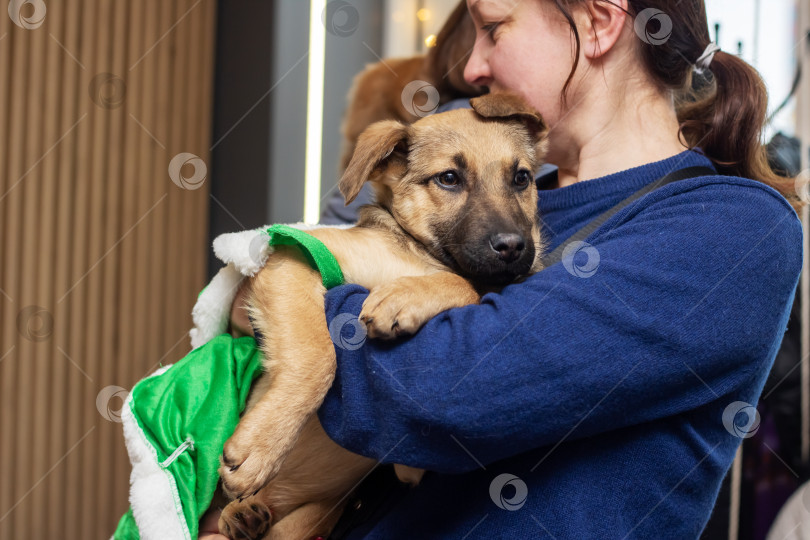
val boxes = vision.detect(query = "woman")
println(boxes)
[206,0,803,538]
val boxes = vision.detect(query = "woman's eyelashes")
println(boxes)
[480,22,501,38]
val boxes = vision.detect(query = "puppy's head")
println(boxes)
[340,92,548,285]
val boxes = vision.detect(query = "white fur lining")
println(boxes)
[189,223,351,349]
[122,365,190,540]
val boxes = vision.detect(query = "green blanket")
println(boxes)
[113,335,263,540]
[114,224,345,539]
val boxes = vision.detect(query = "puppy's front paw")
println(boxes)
[360,277,433,340]
[219,424,283,501]
[219,499,272,540]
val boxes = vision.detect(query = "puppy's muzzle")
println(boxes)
[489,233,525,263]
[453,231,534,286]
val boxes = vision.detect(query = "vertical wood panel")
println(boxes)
[32,0,62,532]
[165,0,186,372]
[145,0,171,382]
[80,1,112,536]
[98,0,129,535]
[0,7,12,539]
[6,5,34,534]
[17,4,46,533]
[0,0,218,537]
[48,2,82,536]
[64,2,97,537]
[181,1,199,346]
[111,0,142,520]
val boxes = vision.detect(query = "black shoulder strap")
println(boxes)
[541,165,716,267]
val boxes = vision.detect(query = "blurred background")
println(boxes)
[0,0,808,538]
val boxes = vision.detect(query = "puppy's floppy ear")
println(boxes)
[470,92,549,163]
[339,120,410,205]
[469,92,548,138]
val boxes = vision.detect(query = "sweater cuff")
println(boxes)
[318,284,371,448]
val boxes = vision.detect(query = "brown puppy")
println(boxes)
[339,0,483,174]
[217,93,549,540]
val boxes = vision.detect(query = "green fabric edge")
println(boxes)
[113,335,265,539]
[112,381,188,540]
[266,224,345,289]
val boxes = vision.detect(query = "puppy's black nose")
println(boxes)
[489,233,525,263]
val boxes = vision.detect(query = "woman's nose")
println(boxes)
[463,39,492,87]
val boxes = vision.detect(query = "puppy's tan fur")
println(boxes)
[217,94,548,540]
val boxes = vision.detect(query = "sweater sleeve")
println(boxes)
[317,180,803,473]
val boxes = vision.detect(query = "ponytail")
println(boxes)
[552,0,803,210]
[677,49,802,209]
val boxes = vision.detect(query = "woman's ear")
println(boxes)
[576,0,629,60]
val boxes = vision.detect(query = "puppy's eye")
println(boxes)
[513,170,532,190]
[434,171,461,189]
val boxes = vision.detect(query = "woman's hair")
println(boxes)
[553,0,803,209]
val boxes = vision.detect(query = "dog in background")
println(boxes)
[215,92,549,540]
[338,0,483,174]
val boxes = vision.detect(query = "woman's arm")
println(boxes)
[317,180,803,472]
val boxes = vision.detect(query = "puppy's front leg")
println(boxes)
[220,246,336,500]
[360,272,480,339]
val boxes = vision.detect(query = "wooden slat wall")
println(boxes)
[0,1,217,537]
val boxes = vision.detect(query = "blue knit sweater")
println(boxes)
[317,150,803,539]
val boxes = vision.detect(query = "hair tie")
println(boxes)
[694,43,721,75]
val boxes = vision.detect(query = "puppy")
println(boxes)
[339,0,482,174]
[217,93,549,540]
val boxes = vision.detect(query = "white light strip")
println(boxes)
[304,0,327,223]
